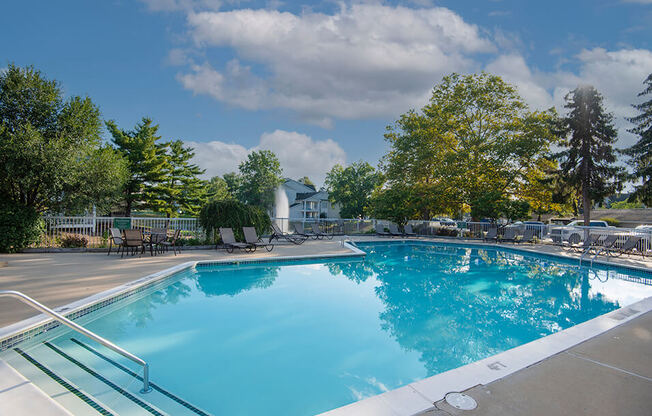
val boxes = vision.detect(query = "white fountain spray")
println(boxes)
[274,186,290,232]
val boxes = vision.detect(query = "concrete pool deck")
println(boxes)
[0,237,650,415]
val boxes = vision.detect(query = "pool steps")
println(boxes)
[2,338,209,415]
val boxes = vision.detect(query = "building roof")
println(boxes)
[295,192,319,201]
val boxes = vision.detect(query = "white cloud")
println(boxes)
[186,129,346,186]
[485,48,652,148]
[177,4,493,125]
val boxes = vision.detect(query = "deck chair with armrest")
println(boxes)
[219,227,253,253]
[403,224,417,237]
[269,223,306,245]
[243,227,274,252]
[376,224,392,237]
[483,227,498,242]
[499,227,518,243]
[388,223,404,237]
[121,229,145,258]
[608,235,644,258]
[160,229,181,256]
[311,223,333,240]
[107,228,124,256]
[516,229,536,244]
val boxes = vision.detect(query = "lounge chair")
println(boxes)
[294,223,317,239]
[219,227,253,253]
[609,235,644,258]
[517,229,536,244]
[375,224,392,237]
[483,227,498,242]
[499,227,518,243]
[243,227,274,252]
[269,223,306,245]
[107,228,124,256]
[311,223,333,240]
[571,233,601,253]
[404,224,417,237]
[388,223,404,237]
[121,229,145,258]
[160,229,181,256]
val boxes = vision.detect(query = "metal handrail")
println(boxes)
[0,290,151,393]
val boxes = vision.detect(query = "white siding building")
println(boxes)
[274,179,340,220]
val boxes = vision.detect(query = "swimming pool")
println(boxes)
[3,241,652,415]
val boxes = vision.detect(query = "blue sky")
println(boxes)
[2,0,651,186]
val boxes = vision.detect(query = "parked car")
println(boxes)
[432,217,457,227]
[506,221,547,237]
[551,220,612,244]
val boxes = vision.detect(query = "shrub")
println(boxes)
[199,200,272,243]
[0,201,43,253]
[600,217,620,227]
[60,234,89,248]
[435,227,458,237]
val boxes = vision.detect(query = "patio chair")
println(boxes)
[499,227,518,243]
[107,228,124,256]
[571,233,601,253]
[243,227,274,252]
[294,223,317,239]
[589,234,620,258]
[483,227,498,242]
[121,229,145,258]
[375,224,392,237]
[160,229,181,256]
[388,223,404,237]
[311,223,333,240]
[404,224,417,237]
[219,227,253,253]
[516,229,536,244]
[148,228,168,256]
[608,235,644,258]
[269,223,306,245]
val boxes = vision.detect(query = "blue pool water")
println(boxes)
[25,242,652,415]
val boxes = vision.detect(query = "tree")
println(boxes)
[369,184,419,225]
[624,73,652,206]
[155,140,205,217]
[0,64,127,213]
[298,176,316,189]
[517,158,572,220]
[222,172,243,198]
[237,150,283,210]
[557,86,622,228]
[380,72,558,221]
[106,117,168,216]
[325,161,381,218]
[205,176,233,202]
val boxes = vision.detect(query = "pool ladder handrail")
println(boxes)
[0,290,152,393]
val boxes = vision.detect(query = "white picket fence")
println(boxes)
[39,215,651,254]
[41,216,203,248]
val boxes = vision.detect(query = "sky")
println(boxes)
[2,0,651,187]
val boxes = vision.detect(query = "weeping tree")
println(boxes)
[556,86,623,229]
[624,73,652,206]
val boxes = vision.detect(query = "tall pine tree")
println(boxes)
[557,86,622,228]
[624,73,652,206]
[106,118,168,216]
[156,140,206,217]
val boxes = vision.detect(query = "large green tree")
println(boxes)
[325,161,381,218]
[237,150,283,210]
[379,72,558,220]
[0,64,127,214]
[557,86,622,227]
[155,140,206,217]
[205,176,233,202]
[624,73,652,206]
[106,117,168,216]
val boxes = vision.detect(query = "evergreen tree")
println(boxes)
[557,86,622,227]
[624,73,652,206]
[157,140,206,217]
[106,117,168,216]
